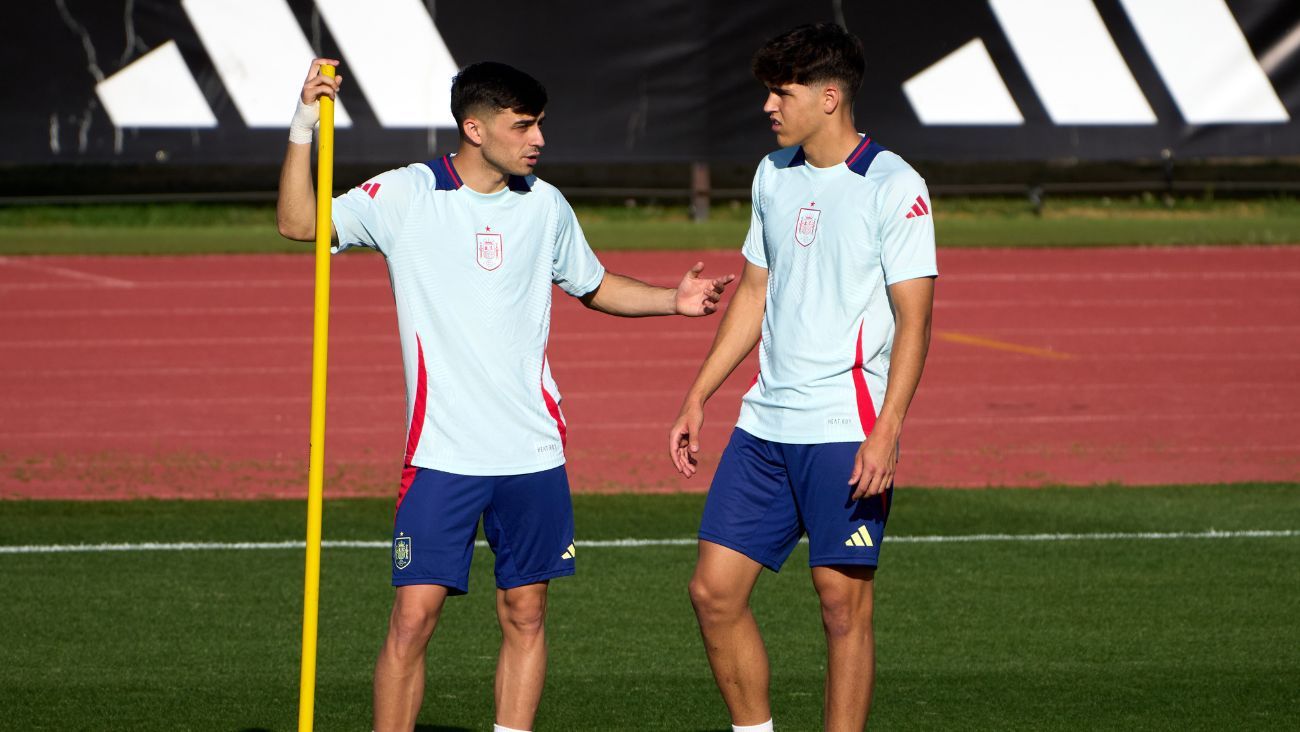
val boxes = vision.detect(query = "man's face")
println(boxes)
[477,108,546,177]
[762,82,824,148]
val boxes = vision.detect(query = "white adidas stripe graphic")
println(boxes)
[904,0,1288,126]
[96,0,458,130]
[93,0,1288,131]
[845,525,874,548]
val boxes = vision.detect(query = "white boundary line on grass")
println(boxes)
[0,529,1297,555]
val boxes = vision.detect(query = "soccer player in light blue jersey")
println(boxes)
[669,24,937,731]
[278,59,733,732]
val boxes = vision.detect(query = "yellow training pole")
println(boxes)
[298,63,335,732]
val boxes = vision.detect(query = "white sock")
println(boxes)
[494,725,530,732]
[733,720,774,732]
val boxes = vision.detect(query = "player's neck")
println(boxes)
[798,119,864,169]
[452,145,510,194]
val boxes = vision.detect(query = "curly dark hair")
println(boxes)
[751,23,865,103]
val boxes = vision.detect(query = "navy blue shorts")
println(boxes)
[700,428,893,571]
[391,465,576,594]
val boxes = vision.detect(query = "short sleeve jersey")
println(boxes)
[736,136,937,444]
[332,155,606,476]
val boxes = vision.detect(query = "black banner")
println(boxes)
[7,0,1300,167]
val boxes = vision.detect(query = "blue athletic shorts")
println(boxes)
[391,464,576,594]
[699,428,893,571]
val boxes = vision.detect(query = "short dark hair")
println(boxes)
[751,23,865,103]
[450,62,548,129]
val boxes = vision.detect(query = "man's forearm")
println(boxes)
[873,309,932,437]
[581,272,675,316]
[277,142,317,241]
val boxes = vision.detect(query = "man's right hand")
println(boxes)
[669,401,705,477]
[302,58,342,104]
[290,59,343,144]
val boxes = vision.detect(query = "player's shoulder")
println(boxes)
[344,164,429,208]
[523,175,576,211]
[523,174,556,197]
[761,145,807,172]
[864,150,924,188]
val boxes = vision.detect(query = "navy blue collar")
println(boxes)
[844,136,885,176]
[424,155,533,193]
[782,135,886,176]
[425,155,463,191]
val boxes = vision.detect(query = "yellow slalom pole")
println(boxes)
[298,63,335,732]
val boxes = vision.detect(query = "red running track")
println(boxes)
[1,247,1298,499]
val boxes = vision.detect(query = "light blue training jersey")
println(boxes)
[736,136,938,444]
[332,155,606,476]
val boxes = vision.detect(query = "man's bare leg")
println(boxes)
[494,581,550,730]
[811,565,876,731]
[373,583,449,732]
[689,540,771,726]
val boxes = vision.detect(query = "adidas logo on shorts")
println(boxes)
[844,525,874,548]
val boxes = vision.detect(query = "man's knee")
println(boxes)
[387,587,444,650]
[820,595,870,639]
[689,572,746,623]
[815,569,874,640]
[499,587,547,639]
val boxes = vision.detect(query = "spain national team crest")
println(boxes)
[795,206,821,247]
[393,535,412,570]
[476,230,503,271]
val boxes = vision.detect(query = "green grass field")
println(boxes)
[2,485,1297,730]
[2,196,1299,254]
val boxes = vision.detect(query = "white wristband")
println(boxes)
[289,99,320,144]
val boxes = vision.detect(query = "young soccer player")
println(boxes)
[668,24,937,731]
[278,59,734,732]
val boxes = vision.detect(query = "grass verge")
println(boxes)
[1,196,1298,254]
[1,485,1297,730]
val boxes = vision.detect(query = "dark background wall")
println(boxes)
[6,0,1300,196]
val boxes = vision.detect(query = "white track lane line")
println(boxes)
[0,305,392,319]
[1,529,1296,555]
[5,351,1300,382]
[4,443,1294,472]
[2,412,1297,440]
[6,297,1300,320]
[0,256,136,288]
[945,270,1300,282]
[6,324,1300,350]
[12,381,1300,409]
[4,269,1300,293]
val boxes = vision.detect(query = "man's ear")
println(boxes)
[462,116,484,146]
[822,83,842,116]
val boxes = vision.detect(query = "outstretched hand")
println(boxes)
[674,262,736,317]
